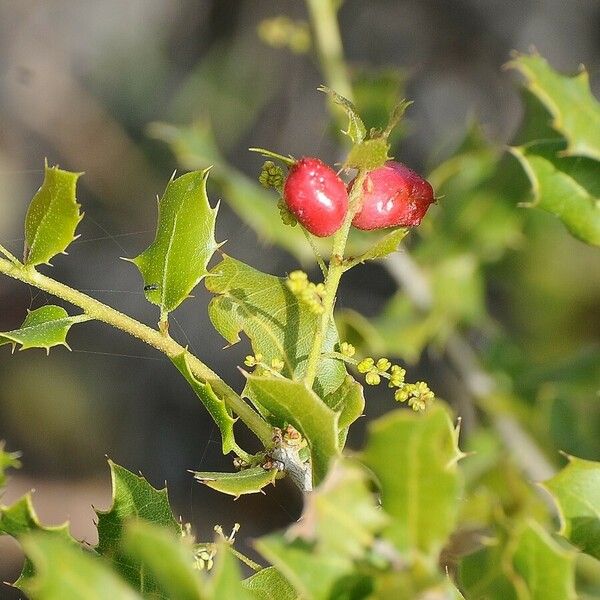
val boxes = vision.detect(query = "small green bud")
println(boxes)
[339,342,356,358]
[287,270,308,294]
[376,358,391,372]
[357,357,375,373]
[271,357,284,371]
[394,387,410,403]
[244,355,256,367]
[365,369,381,386]
[278,199,298,226]
[259,160,284,190]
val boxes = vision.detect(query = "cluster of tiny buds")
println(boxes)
[182,522,240,571]
[244,353,284,373]
[286,270,325,314]
[258,160,284,191]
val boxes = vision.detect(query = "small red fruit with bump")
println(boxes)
[283,157,349,237]
[351,161,434,230]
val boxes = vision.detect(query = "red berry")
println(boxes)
[351,161,434,230]
[283,157,349,237]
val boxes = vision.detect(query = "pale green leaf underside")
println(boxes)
[242,566,298,600]
[0,305,90,352]
[511,140,600,246]
[192,466,278,497]
[347,227,408,266]
[95,461,181,596]
[21,532,142,600]
[543,455,600,560]
[245,376,339,485]
[361,404,463,555]
[24,164,82,266]
[206,256,346,397]
[508,52,600,160]
[171,351,237,455]
[512,521,576,600]
[132,169,219,315]
[322,375,365,448]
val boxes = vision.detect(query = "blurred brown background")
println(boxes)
[1,1,599,596]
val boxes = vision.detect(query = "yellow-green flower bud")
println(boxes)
[365,369,381,386]
[357,357,374,373]
[339,342,356,358]
[244,355,256,367]
[271,358,284,371]
[376,358,391,372]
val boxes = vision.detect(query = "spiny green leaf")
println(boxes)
[24,163,82,266]
[242,567,298,600]
[191,467,278,498]
[0,442,21,489]
[361,404,463,556]
[322,375,365,448]
[171,351,237,456]
[542,455,600,560]
[345,228,408,267]
[245,376,339,485]
[0,306,91,353]
[0,493,78,591]
[209,543,253,600]
[512,521,576,599]
[122,521,207,600]
[131,169,219,317]
[20,532,141,600]
[346,137,389,170]
[206,256,346,397]
[507,52,600,160]
[510,140,600,246]
[318,85,367,144]
[95,461,181,596]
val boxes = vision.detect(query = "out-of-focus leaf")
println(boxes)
[0,442,20,489]
[206,256,345,397]
[512,521,576,599]
[131,169,219,316]
[245,376,339,484]
[0,494,77,590]
[171,352,237,455]
[361,404,463,556]
[0,306,90,353]
[208,543,253,600]
[20,532,141,600]
[511,140,600,246]
[24,164,82,266]
[122,521,206,600]
[322,375,365,447]
[191,467,278,498]
[507,52,600,160]
[95,461,181,595]
[242,567,298,600]
[542,455,600,560]
[372,572,465,600]
[318,85,366,144]
[345,228,407,267]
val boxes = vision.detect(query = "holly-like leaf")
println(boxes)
[542,455,600,560]
[0,494,78,590]
[318,85,367,144]
[512,521,576,599]
[511,140,600,246]
[0,442,21,489]
[20,532,141,600]
[95,461,181,596]
[191,467,278,498]
[208,543,253,600]
[345,228,408,268]
[361,404,463,556]
[122,521,207,600]
[242,567,298,600]
[322,375,365,447]
[171,351,237,455]
[206,256,346,397]
[24,163,82,266]
[131,169,219,317]
[245,376,339,484]
[507,52,600,160]
[0,305,91,353]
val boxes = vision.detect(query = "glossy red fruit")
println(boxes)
[283,157,349,237]
[351,161,434,230]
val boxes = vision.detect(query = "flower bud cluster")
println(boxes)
[286,270,325,315]
[244,353,285,375]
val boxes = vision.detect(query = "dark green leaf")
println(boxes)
[543,455,600,560]
[245,376,339,484]
[242,567,297,600]
[122,521,207,600]
[510,140,600,246]
[508,52,600,160]
[171,351,237,455]
[361,404,463,556]
[206,256,345,397]
[24,163,82,266]
[131,169,219,316]
[95,461,181,596]
[20,532,141,600]
[192,467,278,498]
[0,306,90,353]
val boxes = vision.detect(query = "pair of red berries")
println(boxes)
[283,157,434,237]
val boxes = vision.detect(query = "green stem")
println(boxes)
[303,170,368,388]
[0,257,273,447]
[305,0,353,101]
[301,229,328,277]
[0,243,21,265]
